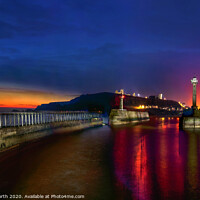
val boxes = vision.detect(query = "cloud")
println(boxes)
[0,0,104,40]
[0,42,195,97]
[1,0,200,106]
[0,20,17,39]
[0,47,20,54]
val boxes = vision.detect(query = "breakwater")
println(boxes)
[0,111,103,151]
[179,109,200,129]
[109,109,149,125]
[179,117,200,129]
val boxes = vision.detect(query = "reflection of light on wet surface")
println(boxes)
[2,118,200,199]
[0,126,116,199]
[131,136,150,200]
[157,117,180,130]
[113,117,200,200]
[187,133,198,191]
[113,126,151,200]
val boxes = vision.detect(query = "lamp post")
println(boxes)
[191,76,198,110]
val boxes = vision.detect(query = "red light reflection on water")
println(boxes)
[112,118,187,200]
[113,126,151,200]
[131,136,150,200]
[156,118,184,198]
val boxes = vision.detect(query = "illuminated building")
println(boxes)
[115,89,124,95]
[149,94,164,100]
[158,93,163,100]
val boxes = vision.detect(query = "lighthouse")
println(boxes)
[191,76,198,110]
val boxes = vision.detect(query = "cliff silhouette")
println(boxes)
[36,92,182,116]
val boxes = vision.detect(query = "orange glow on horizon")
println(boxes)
[0,88,76,109]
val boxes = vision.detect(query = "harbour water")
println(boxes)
[0,117,200,200]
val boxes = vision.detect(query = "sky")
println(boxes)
[0,0,200,107]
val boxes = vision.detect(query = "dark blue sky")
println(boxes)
[1,0,200,105]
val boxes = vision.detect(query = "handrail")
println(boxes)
[0,111,102,128]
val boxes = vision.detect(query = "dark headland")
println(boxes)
[35,92,182,117]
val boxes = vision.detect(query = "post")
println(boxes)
[31,113,34,125]
[28,114,31,125]
[17,114,20,126]
[25,114,27,126]
[35,113,36,124]
[38,113,39,124]
[13,114,15,127]
[191,77,198,110]
[4,115,6,127]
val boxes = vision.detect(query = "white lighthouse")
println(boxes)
[119,94,124,110]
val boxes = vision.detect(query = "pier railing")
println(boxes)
[0,111,102,128]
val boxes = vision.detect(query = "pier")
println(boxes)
[0,111,103,151]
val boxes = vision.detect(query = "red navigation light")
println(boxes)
[122,95,125,99]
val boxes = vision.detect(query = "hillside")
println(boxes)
[36,92,115,114]
[35,92,182,115]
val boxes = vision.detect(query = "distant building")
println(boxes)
[149,94,164,100]
[115,89,124,95]
[158,93,163,100]
[149,96,157,100]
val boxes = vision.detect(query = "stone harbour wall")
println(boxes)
[109,109,149,125]
[180,116,200,129]
[0,119,103,152]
